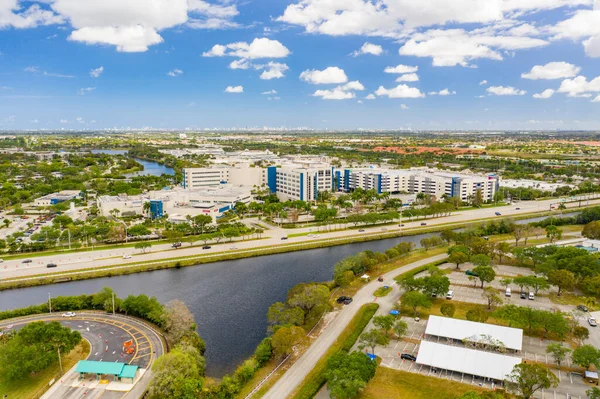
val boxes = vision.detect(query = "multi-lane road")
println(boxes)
[0,196,597,283]
[0,313,164,399]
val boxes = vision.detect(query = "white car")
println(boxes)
[123,255,132,259]
[446,291,454,299]
[589,317,598,327]
[62,312,76,318]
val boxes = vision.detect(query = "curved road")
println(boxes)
[261,253,447,399]
[0,312,165,399]
[0,196,597,283]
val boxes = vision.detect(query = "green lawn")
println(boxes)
[357,367,487,399]
[373,286,392,297]
[0,340,90,399]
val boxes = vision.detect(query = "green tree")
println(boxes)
[546,343,571,368]
[440,303,456,318]
[466,307,489,323]
[358,329,389,355]
[148,346,204,399]
[472,265,496,288]
[271,326,306,359]
[135,241,152,253]
[471,254,491,268]
[393,320,408,339]
[573,326,590,346]
[496,242,511,263]
[401,291,431,316]
[548,269,575,296]
[324,351,377,399]
[587,387,600,399]
[448,251,469,270]
[571,345,600,370]
[545,225,562,244]
[583,221,600,239]
[373,315,396,338]
[420,274,450,297]
[266,302,304,332]
[164,300,196,345]
[481,286,502,310]
[504,363,559,399]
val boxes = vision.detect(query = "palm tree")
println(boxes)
[109,208,120,219]
[143,201,152,218]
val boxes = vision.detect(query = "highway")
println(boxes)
[0,312,164,399]
[261,253,448,399]
[0,196,597,283]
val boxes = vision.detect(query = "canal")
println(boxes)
[90,149,175,177]
[0,213,579,377]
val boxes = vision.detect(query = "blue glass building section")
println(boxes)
[313,173,319,200]
[267,166,277,193]
[149,200,163,219]
[343,169,350,191]
[377,174,382,194]
[335,171,342,190]
[300,173,304,201]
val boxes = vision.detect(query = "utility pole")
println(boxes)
[48,293,52,313]
[112,292,115,315]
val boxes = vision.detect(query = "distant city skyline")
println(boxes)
[1,0,600,130]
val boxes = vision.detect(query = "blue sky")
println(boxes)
[1,0,600,130]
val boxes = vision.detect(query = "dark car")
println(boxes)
[578,305,589,312]
[172,242,182,248]
[280,236,288,240]
[516,207,521,210]
[398,224,404,227]
[358,229,365,232]
[202,245,211,250]
[495,212,502,216]
[46,263,57,268]
[378,276,384,282]
[420,222,427,226]
[520,292,527,299]
[401,353,417,361]
[22,259,32,264]
[336,296,352,305]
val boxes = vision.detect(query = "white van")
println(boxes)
[529,292,535,300]
[505,288,511,297]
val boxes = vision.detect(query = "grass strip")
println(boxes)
[290,303,380,399]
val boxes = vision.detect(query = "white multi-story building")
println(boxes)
[274,164,334,202]
[340,168,499,202]
[183,165,266,190]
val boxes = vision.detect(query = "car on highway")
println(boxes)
[336,296,353,305]
[398,224,404,227]
[22,259,32,263]
[495,212,502,216]
[516,207,521,210]
[62,312,76,317]
[281,236,288,240]
[400,353,417,361]
[230,246,237,250]
[381,228,387,231]
[123,255,132,259]
[420,222,427,226]
[172,242,182,248]
[578,305,589,312]
[520,292,527,299]
[358,229,365,232]
[589,317,598,327]
[46,263,57,268]
[202,245,211,250]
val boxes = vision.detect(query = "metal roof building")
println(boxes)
[416,341,522,381]
[425,315,523,351]
[75,360,139,382]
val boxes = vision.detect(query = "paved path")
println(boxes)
[261,253,447,399]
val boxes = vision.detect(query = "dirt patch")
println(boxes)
[368,146,483,155]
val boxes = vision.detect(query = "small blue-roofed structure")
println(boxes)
[75,360,139,382]
[366,353,377,361]
[389,310,400,316]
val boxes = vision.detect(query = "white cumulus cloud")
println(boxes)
[400,104,409,110]
[203,38,290,59]
[487,85,527,95]
[557,75,600,97]
[395,73,419,82]
[384,64,418,74]
[375,84,425,98]
[258,62,289,80]
[225,85,243,93]
[90,66,104,78]
[262,90,277,95]
[593,95,600,102]
[429,88,456,95]
[78,87,96,95]
[167,68,183,77]
[532,89,555,99]
[479,80,488,85]
[352,42,384,56]
[522,62,581,80]
[313,88,355,100]
[365,94,376,100]
[300,67,348,84]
